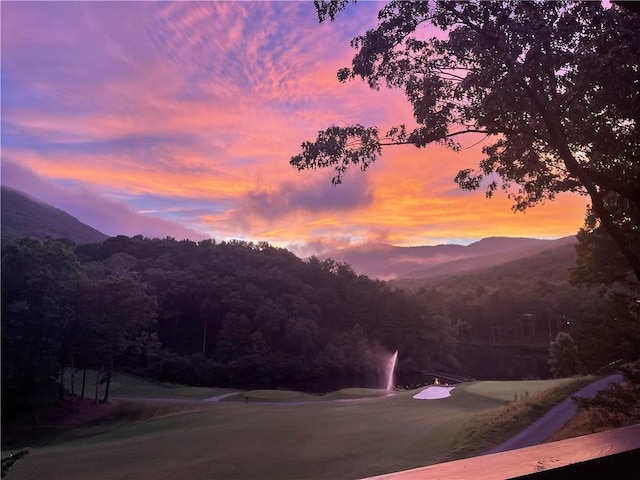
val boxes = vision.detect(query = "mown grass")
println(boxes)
[321,387,391,401]
[237,389,317,402]
[463,378,573,402]
[6,376,596,480]
[2,398,220,450]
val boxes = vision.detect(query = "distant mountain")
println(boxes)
[392,241,579,291]
[1,186,109,244]
[319,236,577,280]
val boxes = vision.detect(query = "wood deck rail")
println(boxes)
[362,423,640,479]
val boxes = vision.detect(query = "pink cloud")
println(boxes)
[1,1,589,255]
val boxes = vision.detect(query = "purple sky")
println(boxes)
[1,1,588,255]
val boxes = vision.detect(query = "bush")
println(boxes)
[549,332,580,377]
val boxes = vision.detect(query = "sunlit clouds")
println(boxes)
[1,1,588,255]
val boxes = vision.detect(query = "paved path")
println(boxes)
[486,373,623,453]
[203,392,239,402]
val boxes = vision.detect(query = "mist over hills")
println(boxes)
[1,186,109,245]
[319,236,577,280]
[392,241,579,291]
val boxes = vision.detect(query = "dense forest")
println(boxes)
[3,234,639,419]
[1,235,457,418]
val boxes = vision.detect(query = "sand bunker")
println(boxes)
[413,386,455,400]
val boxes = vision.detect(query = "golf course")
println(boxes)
[4,373,585,480]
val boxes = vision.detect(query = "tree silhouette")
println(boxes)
[293,1,640,281]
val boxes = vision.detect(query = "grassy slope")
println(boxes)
[71,370,235,401]
[7,378,581,480]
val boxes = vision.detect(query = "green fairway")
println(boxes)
[237,389,317,402]
[319,387,391,401]
[8,379,577,480]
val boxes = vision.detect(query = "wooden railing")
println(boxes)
[362,423,640,479]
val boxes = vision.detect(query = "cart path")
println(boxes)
[203,392,239,402]
[486,373,624,454]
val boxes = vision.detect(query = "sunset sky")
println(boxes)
[1,1,589,256]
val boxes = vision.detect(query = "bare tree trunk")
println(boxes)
[94,364,103,404]
[60,365,65,400]
[71,353,76,411]
[81,367,87,400]
[103,359,113,403]
[202,317,208,354]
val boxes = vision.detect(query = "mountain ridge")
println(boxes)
[1,186,109,245]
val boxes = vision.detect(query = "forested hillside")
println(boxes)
[394,244,640,379]
[1,235,456,418]
[1,187,109,244]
